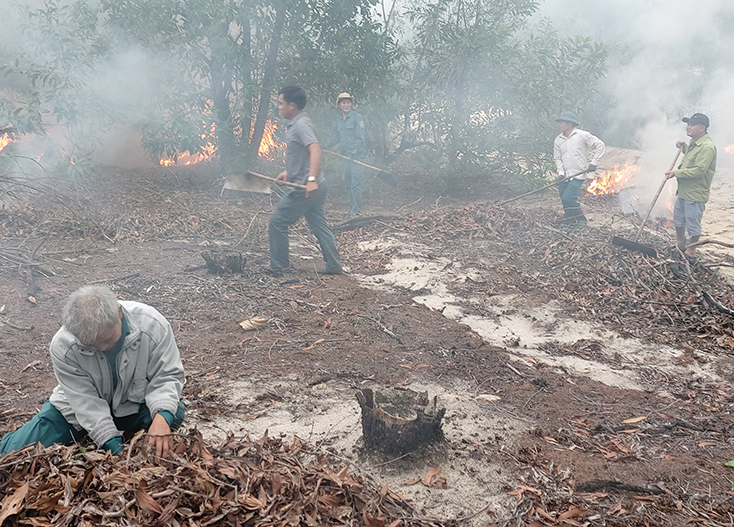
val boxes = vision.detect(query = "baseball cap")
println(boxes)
[682,113,709,127]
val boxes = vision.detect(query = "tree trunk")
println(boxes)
[238,7,253,155]
[249,1,287,159]
[205,21,237,165]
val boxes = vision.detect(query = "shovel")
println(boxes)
[323,149,398,187]
[611,146,684,257]
[223,171,306,194]
[496,168,590,207]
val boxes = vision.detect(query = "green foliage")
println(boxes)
[1,0,607,186]
[400,0,607,183]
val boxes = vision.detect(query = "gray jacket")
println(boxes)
[49,301,185,447]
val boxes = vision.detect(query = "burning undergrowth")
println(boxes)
[0,430,445,527]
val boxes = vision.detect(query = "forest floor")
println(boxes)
[1,156,734,526]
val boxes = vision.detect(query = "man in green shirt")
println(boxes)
[325,92,368,217]
[665,113,717,259]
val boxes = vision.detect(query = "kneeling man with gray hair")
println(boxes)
[0,285,185,458]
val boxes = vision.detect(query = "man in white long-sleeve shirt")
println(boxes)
[553,111,606,226]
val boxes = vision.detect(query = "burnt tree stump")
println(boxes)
[201,250,244,275]
[356,387,445,455]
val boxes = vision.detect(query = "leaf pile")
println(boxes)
[0,431,448,527]
[499,459,734,527]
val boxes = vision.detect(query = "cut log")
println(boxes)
[200,250,244,275]
[356,387,445,455]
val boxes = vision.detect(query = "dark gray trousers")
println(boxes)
[268,185,342,273]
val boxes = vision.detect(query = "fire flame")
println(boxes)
[726,144,734,156]
[257,121,284,161]
[587,164,641,195]
[0,133,12,153]
[158,120,284,166]
[159,123,218,167]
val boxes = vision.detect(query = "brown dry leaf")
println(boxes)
[289,300,298,311]
[422,467,442,487]
[698,441,715,447]
[324,317,332,329]
[242,409,268,421]
[619,429,639,434]
[135,487,163,514]
[0,482,29,525]
[303,338,325,350]
[536,507,555,522]
[518,485,541,495]
[557,504,587,521]
[363,510,386,527]
[27,295,37,304]
[241,494,265,510]
[622,416,646,424]
[380,485,390,498]
[317,494,342,508]
[238,316,268,331]
[402,479,420,486]
[387,520,402,527]
[134,466,167,483]
[507,488,524,501]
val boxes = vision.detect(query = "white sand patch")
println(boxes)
[354,237,722,392]
[194,376,526,524]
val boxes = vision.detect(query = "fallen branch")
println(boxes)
[702,291,734,316]
[0,317,34,331]
[332,214,404,232]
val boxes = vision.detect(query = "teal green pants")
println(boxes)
[0,401,185,454]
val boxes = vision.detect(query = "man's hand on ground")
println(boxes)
[147,413,173,458]
[305,180,318,197]
[275,171,288,184]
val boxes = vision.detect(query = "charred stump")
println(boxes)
[356,387,445,455]
[200,250,244,275]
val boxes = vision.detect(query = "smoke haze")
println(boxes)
[538,0,734,214]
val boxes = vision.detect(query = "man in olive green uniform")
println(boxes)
[326,92,367,216]
[665,113,717,259]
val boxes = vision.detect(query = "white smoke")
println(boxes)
[538,0,734,217]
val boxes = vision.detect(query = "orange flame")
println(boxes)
[159,123,218,167]
[725,144,734,156]
[0,133,12,153]
[586,164,641,195]
[256,121,285,161]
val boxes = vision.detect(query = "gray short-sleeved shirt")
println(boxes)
[285,113,324,186]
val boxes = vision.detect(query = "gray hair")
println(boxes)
[61,285,120,345]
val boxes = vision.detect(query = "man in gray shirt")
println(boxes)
[269,86,342,276]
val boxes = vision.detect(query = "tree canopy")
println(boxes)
[0,0,608,181]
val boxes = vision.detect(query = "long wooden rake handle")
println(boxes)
[633,146,684,241]
[496,169,590,207]
[323,149,385,172]
[246,171,307,190]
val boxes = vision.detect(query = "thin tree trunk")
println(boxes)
[249,1,287,159]
[238,7,253,154]
[206,21,236,163]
